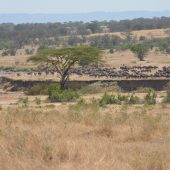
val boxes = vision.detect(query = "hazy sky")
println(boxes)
[0,0,170,13]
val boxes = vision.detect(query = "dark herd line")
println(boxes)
[10,65,170,79]
[69,65,170,79]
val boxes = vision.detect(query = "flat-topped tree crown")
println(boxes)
[28,46,101,89]
[130,43,149,61]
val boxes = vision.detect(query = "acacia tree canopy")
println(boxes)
[130,43,149,61]
[28,46,101,89]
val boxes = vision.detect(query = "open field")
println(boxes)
[1,48,170,69]
[54,28,170,41]
[1,48,170,82]
[0,89,170,170]
[86,28,170,40]
[1,27,170,170]
[1,27,170,67]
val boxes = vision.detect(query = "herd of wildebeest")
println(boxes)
[1,65,170,79]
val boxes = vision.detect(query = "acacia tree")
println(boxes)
[28,46,101,89]
[130,43,149,61]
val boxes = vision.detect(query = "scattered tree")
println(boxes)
[28,46,101,89]
[130,43,149,61]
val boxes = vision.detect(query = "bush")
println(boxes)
[117,94,129,103]
[136,87,155,93]
[18,97,29,107]
[99,93,140,106]
[144,89,157,105]
[99,93,121,106]
[34,97,41,105]
[48,85,79,102]
[163,90,170,103]
[128,94,140,104]
[109,48,114,53]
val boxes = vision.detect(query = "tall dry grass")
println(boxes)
[0,102,170,170]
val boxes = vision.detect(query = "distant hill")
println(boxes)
[1,11,170,23]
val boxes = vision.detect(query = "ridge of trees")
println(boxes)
[1,17,170,55]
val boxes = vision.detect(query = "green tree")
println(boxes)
[87,21,100,34]
[28,46,101,89]
[130,43,149,61]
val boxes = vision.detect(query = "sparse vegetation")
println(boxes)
[1,15,170,170]
[0,100,169,169]
[78,85,102,94]
[130,43,149,61]
[34,97,41,105]
[27,84,49,95]
[28,46,101,89]
[18,97,29,107]
[136,87,155,93]
[48,85,79,102]
[144,89,157,105]
[99,93,140,106]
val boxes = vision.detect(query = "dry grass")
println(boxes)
[59,28,170,40]
[103,49,170,68]
[0,101,170,170]
[2,48,170,82]
[1,28,170,70]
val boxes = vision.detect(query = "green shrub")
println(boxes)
[34,97,41,105]
[128,94,140,104]
[109,48,114,53]
[18,97,29,107]
[99,93,140,106]
[48,85,79,102]
[136,87,155,93]
[99,93,121,106]
[117,94,129,103]
[144,89,157,105]
[163,91,170,103]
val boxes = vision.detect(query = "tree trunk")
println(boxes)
[60,78,66,90]
[60,74,69,90]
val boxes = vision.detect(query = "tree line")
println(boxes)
[0,17,170,42]
[1,17,170,55]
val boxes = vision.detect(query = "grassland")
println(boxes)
[1,28,170,170]
[0,91,170,170]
